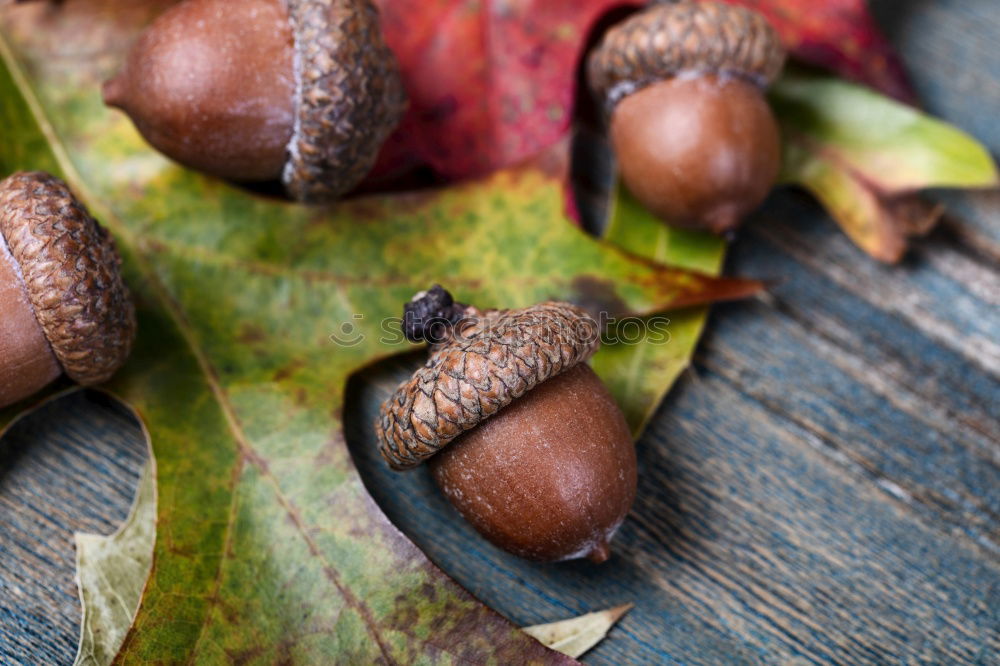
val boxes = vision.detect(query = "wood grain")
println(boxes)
[2,0,999,663]
[0,391,145,665]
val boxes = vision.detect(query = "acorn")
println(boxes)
[587,1,787,234]
[0,172,136,408]
[375,286,637,563]
[102,0,406,203]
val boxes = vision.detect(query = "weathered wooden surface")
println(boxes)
[2,1,999,663]
[0,392,145,664]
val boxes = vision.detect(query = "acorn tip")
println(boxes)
[101,75,125,109]
[587,540,611,564]
[703,201,746,236]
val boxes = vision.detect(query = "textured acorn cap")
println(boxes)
[283,0,407,203]
[0,172,136,385]
[376,301,601,470]
[587,1,786,109]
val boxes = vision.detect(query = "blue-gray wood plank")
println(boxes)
[2,0,998,663]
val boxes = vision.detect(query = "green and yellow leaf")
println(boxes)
[773,71,998,262]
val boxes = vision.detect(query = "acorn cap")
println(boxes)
[283,0,407,203]
[0,172,136,385]
[587,1,786,110]
[376,298,601,470]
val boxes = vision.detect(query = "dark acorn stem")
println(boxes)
[403,285,470,344]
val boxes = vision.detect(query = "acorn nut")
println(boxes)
[587,1,787,234]
[102,0,406,203]
[375,286,637,563]
[0,172,136,408]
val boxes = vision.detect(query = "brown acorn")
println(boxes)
[0,172,136,408]
[102,0,406,203]
[587,1,787,234]
[375,286,637,563]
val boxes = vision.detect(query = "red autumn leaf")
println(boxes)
[369,0,914,183]
[369,0,629,183]
[718,0,915,103]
